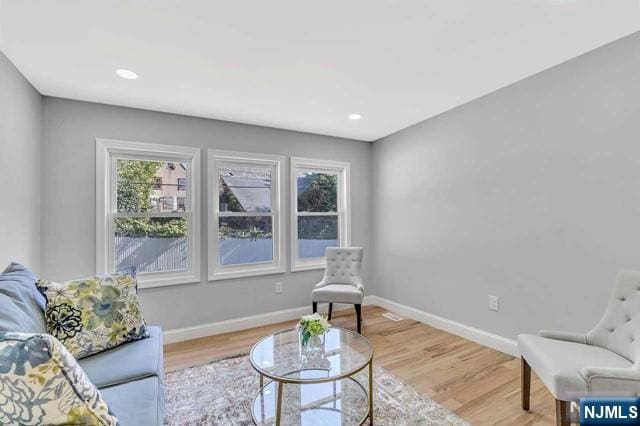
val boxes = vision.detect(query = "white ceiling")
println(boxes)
[1,1,638,141]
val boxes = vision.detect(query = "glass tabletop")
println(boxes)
[249,327,373,383]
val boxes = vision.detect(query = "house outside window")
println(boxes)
[96,139,201,288]
[177,197,186,211]
[290,157,350,271]
[177,178,187,191]
[208,150,285,280]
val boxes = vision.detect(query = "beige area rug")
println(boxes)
[164,354,469,425]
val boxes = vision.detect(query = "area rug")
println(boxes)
[164,354,468,425]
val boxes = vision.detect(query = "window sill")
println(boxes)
[137,273,201,289]
[209,266,286,281]
[291,261,326,272]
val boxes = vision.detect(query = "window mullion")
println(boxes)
[114,211,187,219]
[217,211,274,218]
[296,211,339,217]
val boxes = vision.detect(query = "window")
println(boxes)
[290,157,350,271]
[177,178,187,191]
[208,150,285,280]
[96,139,201,288]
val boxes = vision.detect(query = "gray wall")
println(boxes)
[0,52,42,272]
[371,31,640,340]
[41,98,371,330]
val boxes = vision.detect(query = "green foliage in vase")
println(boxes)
[298,313,331,346]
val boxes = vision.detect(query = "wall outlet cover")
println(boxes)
[275,282,283,294]
[488,295,499,312]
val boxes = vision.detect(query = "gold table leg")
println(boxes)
[369,360,374,425]
[259,373,263,389]
[275,381,284,426]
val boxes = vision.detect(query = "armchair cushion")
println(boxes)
[518,333,632,400]
[312,284,364,304]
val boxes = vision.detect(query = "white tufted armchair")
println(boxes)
[311,247,364,333]
[518,270,640,425]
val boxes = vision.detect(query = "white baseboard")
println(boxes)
[163,295,519,357]
[367,295,519,357]
[163,296,376,344]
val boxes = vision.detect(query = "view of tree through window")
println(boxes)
[297,172,337,212]
[296,171,339,259]
[114,159,189,273]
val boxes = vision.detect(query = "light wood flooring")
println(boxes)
[164,305,557,425]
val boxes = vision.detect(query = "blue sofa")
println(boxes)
[0,263,165,425]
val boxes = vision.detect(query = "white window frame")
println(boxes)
[290,157,351,272]
[96,139,201,289]
[208,150,286,280]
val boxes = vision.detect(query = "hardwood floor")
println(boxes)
[164,305,557,425]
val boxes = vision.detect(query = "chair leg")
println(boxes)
[328,303,333,320]
[555,399,569,426]
[355,304,362,334]
[521,357,531,411]
[312,302,317,314]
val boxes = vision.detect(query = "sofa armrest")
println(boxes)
[539,330,587,344]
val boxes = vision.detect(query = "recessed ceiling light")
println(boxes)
[115,69,138,80]
[348,113,361,120]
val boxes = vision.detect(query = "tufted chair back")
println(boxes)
[322,247,364,287]
[587,270,640,363]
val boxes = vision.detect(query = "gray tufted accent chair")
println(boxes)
[311,247,364,333]
[518,270,640,425]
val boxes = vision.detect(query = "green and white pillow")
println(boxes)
[36,270,148,359]
[0,332,118,425]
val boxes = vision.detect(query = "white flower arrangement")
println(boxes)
[297,313,331,346]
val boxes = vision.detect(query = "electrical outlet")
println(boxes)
[275,282,283,294]
[488,295,499,312]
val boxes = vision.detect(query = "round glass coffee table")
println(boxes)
[249,327,374,425]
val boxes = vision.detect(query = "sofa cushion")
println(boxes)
[0,263,46,333]
[100,376,163,426]
[80,326,163,388]
[518,333,632,400]
[37,270,148,359]
[0,332,118,425]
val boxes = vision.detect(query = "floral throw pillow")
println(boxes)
[0,332,118,425]
[36,270,148,359]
